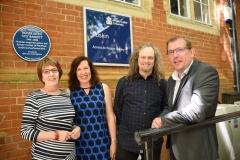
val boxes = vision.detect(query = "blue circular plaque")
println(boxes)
[12,25,51,62]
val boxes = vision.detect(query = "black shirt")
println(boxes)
[114,74,167,153]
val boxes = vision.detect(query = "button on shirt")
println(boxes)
[114,74,167,153]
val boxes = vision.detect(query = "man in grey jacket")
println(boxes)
[152,35,219,160]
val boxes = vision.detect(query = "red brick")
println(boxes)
[12,135,23,142]
[3,61,14,67]
[2,19,13,26]
[62,9,79,16]
[5,151,12,159]
[18,112,23,120]
[25,9,36,16]
[66,15,74,21]
[0,98,16,105]
[57,2,65,8]
[17,97,27,105]
[2,6,13,13]
[11,105,24,112]
[0,13,20,22]
[42,6,61,14]
[12,148,25,157]
[0,120,12,128]
[36,0,46,5]
[13,21,26,27]
[21,15,41,23]
[42,18,61,25]
[19,141,31,148]
[4,113,18,121]
[47,1,57,7]
[0,106,11,113]
[0,90,11,97]
[19,155,31,160]
[10,90,23,97]
[14,7,24,14]
[0,151,5,159]
[0,143,16,151]
[26,0,36,3]
[5,136,12,144]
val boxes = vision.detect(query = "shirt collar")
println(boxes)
[137,73,154,79]
[172,59,194,80]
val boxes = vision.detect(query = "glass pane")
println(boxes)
[202,0,208,5]
[179,0,187,17]
[114,0,139,5]
[125,0,135,3]
[194,2,202,21]
[202,4,210,24]
[170,0,179,15]
[194,0,200,2]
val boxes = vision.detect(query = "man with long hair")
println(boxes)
[114,42,167,160]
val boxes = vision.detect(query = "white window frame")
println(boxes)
[170,0,190,19]
[193,0,211,25]
[169,0,211,25]
[113,0,141,7]
[164,0,218,35]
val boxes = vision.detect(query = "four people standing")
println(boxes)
[21,35,220,160]
[114,42,167,160]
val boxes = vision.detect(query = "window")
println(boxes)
[170,0,189,18]
[193,0,210,24]
[169,0,211,25]
[113,0,140,6]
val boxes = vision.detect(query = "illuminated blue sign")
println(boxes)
[84,7,133,66]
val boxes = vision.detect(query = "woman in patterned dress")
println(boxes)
[66,56,117,160]
[21,57,81,160]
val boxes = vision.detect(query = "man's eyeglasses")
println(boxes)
[166,47,191,55]
[42,68,59,74]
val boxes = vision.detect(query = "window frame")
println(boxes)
[170,0,190,19]
[164,0,218,35]
[113,0,141,7]
[169,0,211,26]
[193,0,211,25]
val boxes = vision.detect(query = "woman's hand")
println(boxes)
[70,126,81,139]
[110,140,117,160]
[58,130,72,142]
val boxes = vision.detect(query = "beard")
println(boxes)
[140,67,152,73]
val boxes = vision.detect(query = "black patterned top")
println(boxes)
[70,83,111,160]
[114,74,167,153]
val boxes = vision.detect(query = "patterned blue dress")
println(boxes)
[70,83,111,160]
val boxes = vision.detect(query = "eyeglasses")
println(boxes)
[166,47,191,55]
[42,68,59,75]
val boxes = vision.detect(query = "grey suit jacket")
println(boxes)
[161,59,219,160]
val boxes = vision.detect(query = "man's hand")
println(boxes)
[151,117,163,128]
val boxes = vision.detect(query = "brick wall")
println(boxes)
[236,0,240,64]
[0,0,238,159]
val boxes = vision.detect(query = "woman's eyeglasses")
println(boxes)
[42,68,59,74]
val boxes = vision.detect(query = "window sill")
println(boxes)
[167,14,219,35]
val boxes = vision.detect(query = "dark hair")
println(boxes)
[68,56,100,90]
[37,57,63,84]
[166,35,192,51]
[127,42,164,84]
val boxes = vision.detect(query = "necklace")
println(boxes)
[81,87,91,89]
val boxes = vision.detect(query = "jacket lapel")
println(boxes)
[171,59,199,111]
